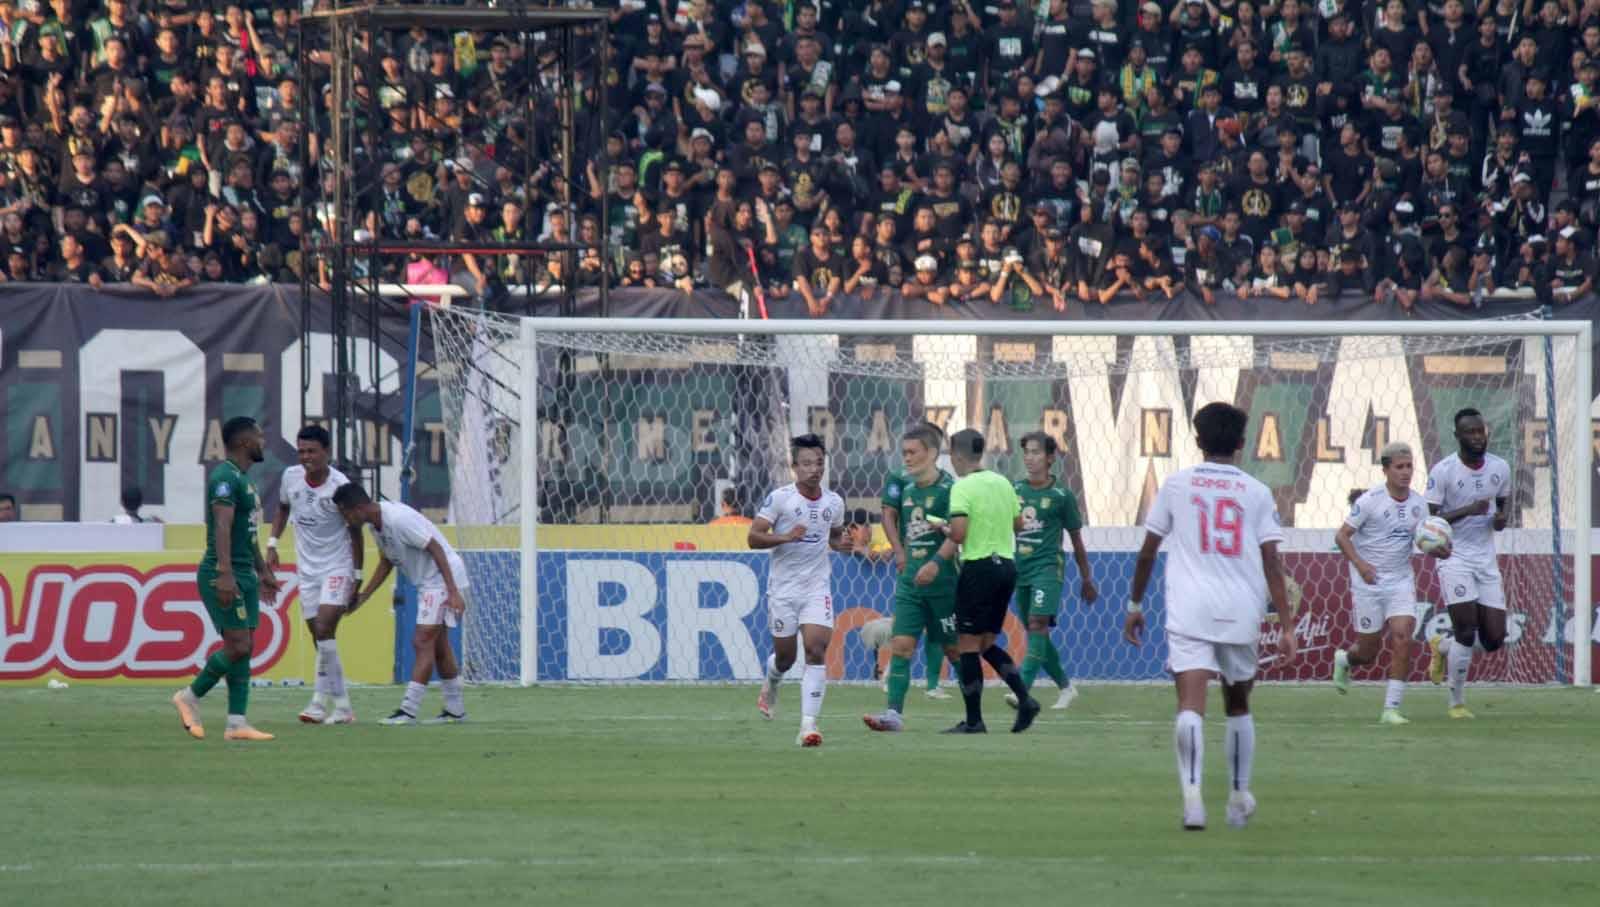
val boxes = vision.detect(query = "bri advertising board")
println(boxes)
[450,549,1585,685]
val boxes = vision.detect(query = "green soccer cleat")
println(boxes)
[1447,705,1475,720]
[1332,649,1350,695]
[1379,709,1410,726]
[1428,636,1447,685]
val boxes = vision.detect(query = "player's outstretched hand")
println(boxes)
[1431,540,1452,560]
[260,571,282,602]
[913,560,939,587]
[446,591,467,614]
[347,590,369,615]
[1080,578,1099,604]
[266,547,281,571]
[894,549,907,572]
[1275,623,1298,664]
[1469,499,1491,516]
[1122,610,1144,646]
[212,571,239,607]
[1357,562,1378,585]
[785,525,808,543]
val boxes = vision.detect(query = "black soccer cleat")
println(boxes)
[940,720,987,734]
[1011,697,1042,734]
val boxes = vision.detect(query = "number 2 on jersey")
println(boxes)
[1192,496,1243,557]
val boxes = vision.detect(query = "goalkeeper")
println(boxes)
[863,423,961,733]
[1005,432,1097,713]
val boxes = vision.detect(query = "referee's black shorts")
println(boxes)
[955,554,1017,636]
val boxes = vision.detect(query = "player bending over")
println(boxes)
[270,425,364,724]
[865,424,963,732]
[936,429,1036,734]
[1425,408,1511,719]
[751,434,852,746]
[1333,442,1450,724]
[171,416,283,742]
[1005,432,1098,713]
[334,483,471,725]
[1124,402,1296,830]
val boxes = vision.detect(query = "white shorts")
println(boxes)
[768,594,833,638]
[1350,573,1420,634]
[1166,630,1257,684]
[299,573,356,620]
[1437,558,1506,610]
[417,586,462,628]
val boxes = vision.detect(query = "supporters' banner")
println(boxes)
[0,553,396,684]
[0,285,445,524]
[449,549,1581,684]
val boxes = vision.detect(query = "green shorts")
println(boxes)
[1015,579,1063,625]
[198,567,260,631]
[891,569,957,647]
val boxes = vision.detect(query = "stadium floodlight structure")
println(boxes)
[422,312,1593,690]
[297,3,609,496]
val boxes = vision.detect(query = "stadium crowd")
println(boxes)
[2,0,1599,310]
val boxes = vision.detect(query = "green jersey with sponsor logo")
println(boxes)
[1013,478,1083,584]
[201,459,260,574]
[881,467,957,581]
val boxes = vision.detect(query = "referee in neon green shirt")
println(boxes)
[918,428,1039,734]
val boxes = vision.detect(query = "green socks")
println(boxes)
[1021,632,1048,689]
[190,650,231,698]
[1043,638,1069,688]
[886,655,911,713]
[226,653,251,715]
[923,641,943,691]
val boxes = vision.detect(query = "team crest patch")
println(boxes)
[822,508,833,520]
[1041,499,1051,509]
[214,482,230,496]
[1454,585,1466,597]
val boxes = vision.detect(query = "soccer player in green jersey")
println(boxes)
[864,423,962,732]
[171,416,282,742]
[1004,432,1098,713]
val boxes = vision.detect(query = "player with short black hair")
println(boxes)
[270,424,364,725]
[1004,431,1098,714]
[171,416,283,742]
[336,482,472,725]
[750,434,852,746]
[933,428,1036,734]
[1125,402,1295,830]
[1425,408,1511,720]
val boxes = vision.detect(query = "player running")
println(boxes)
[1333,442,1450,725]
[1124,403,1296,830]
[171,416,283,742]
[1425,408,1511,719]
[334,483,472,725]
[1004,432,1098,713]
[751,434,852,746]
[864,424,962,732]
[269,425,364,724]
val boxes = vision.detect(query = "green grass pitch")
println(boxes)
[1,683,1595,906]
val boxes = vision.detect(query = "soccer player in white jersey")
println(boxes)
[1424,408,1512,719]
[750,434,852,747]
[1124,403,1295,831]
[333,483,472,725]
[1333,442,1452,725]
[268,426,364,724]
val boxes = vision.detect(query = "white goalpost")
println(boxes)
[427,312,1593,689]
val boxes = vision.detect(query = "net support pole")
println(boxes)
[1574,322,1593,687]
[519,317,540,686]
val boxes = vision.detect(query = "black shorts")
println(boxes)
[955,555,1017,636]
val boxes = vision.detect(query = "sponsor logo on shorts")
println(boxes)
[1454,585,1467,597]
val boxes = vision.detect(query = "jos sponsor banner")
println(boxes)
[0,553,396,684]
[445,549,1577,684]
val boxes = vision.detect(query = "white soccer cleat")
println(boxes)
[379,709,417,726]
[797,723,822,747]
[1003,691,1020,709]
[324,706,356,725]
[1378,708,1409,726]
[1052,685,1079,710]
[1182,794,1207,831]
[862,710,904,732]
[1226,791,1256,829]
[757,685,776,720]
[925,685,951,700]
[298,697,329,724]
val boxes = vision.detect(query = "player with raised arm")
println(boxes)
[751,434,852,747]
[1124,403,1296,830]
[269,425,364,725]
[170,416,283,742]
[1004,432,1099,713]
[864,423,963,732]
[1332,442,1451,725]
[334,483,472,725]
[1424,408,1512,720]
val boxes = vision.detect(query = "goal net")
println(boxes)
[427,310,1593,687]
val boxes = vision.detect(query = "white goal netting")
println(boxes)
[428,308,1591,687]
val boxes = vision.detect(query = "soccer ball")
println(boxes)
[1414,516,1453,554]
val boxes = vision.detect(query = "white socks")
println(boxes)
[400,680,426,716]
[1175,710,1204,797]
[226,713,248,730]
[1447,637,1473,707]
[801,664,825,725]
[1225,714,1255,793]
[442,676,465,715]
[316,639,347,700]
[1384,679,1405,710]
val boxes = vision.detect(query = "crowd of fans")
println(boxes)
[3,1,1600,310]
